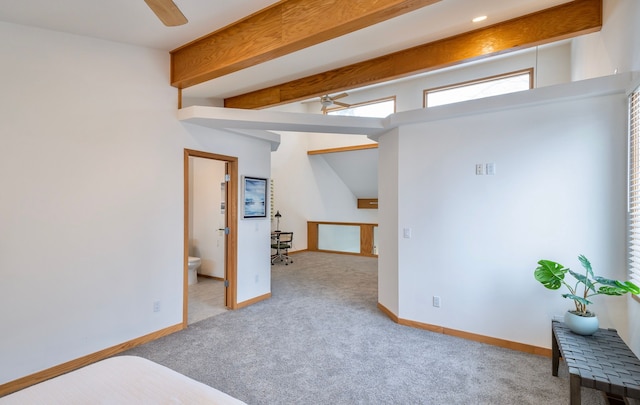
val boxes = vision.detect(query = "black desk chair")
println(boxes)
[271,232,293,265]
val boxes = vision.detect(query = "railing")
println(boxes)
[307,221,378,257]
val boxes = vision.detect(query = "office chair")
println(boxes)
[271,232,293,265]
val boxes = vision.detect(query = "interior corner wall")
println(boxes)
[0,22,272,385]
[571,0,640,81]
[377,128,400,314]
[390,87,628,350]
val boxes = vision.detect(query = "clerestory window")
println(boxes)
[326,96,395,118]
[424,69,533,108]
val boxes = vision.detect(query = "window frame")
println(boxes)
[325,96,396,117]
[423,68,534,108]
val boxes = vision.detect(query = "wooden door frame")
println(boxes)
[183,149,239,328]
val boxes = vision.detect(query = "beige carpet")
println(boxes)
[126,252,614,405]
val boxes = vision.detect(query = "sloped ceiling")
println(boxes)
[315,148,379,199]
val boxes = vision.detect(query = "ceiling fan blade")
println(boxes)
[331,92,349,100]
[333,101,351,108]
[145,0,188,27]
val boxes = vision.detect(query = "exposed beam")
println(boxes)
[170,0,441,89]
[225,0,602,110]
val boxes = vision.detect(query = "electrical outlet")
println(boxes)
[153,301,161,313]
[475,163,484,175]
[433,296,441,308]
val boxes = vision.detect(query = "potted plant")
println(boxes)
[534,254,640,335]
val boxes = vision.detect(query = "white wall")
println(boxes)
[0,22,272,385]
[571,0,640,357]
[268,42,573,253]
[184,124,272,304]
[593,0,640,355]
[378,78,629,349]
[189,157,226,278]
[571,0,640,81]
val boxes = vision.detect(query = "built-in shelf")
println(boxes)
[357,199,378,209]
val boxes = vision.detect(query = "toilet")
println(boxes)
[187,256,201,285]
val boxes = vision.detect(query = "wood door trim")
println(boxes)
[184,149,239,328]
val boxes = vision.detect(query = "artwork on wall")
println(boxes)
[242,176,268,219]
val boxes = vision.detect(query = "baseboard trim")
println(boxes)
[198,274,224,281]
[377,302,551,357]
[237,292,271,309]
[0,323,184,397]
[377,302,399,322]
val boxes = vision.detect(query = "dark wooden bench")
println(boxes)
[552,320,640,404]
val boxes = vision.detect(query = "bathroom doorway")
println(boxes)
[183,149,238,327]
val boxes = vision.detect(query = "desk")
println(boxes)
[271,231,293,265]
[552,320,640,404]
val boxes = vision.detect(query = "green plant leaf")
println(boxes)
[617,280,640,294]
[597,286,626,296]
[534,260,567,290]
[594,276,640,294]
[578,254,595,279]
[568,268,596,292]
[594,276,618,286]
[562,293,592,306]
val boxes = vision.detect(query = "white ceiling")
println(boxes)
[0,0,571,100]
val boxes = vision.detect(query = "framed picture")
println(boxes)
[242,176,268,219]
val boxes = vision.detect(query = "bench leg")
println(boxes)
[570,374,581,405]
[552,327,560,376]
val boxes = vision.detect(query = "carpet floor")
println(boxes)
[124,251,612,405]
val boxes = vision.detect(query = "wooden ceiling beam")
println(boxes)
[170,0,441,89]
[225,0,602,110]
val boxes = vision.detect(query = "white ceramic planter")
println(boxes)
[564,310,599,335]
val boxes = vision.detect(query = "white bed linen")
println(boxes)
[1,355,246,404]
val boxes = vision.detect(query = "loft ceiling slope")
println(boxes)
[170,0,441,89]
[225,0,602,110]
[178,106,384,135]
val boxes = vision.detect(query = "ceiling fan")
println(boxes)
[320,93,351,113]
[145,0,188,27]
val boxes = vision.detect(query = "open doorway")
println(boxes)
[183,149,238,327]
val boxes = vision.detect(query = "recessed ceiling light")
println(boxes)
[472,15,487,23]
